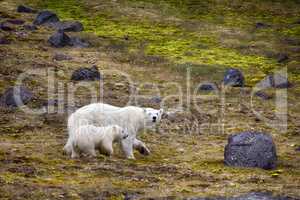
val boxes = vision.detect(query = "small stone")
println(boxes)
[17,5,37,13]
[33,10,59,25]
[255,22,270,29]
[70,36,89,48]
[23,24,38,31]
[6,19,25,25]
[0,37,10,45]
[296,146,300,152]
[198,83,217,91]
[150,96,162,104]
[254,91,272,100]
[277,53,289,63]
[50,21,83,32]
[53,53,72,61]
[0,22,14,31]
[0,86,33,108]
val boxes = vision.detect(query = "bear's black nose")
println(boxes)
[152,116,157,122]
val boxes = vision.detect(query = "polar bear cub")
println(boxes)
[69,125,128,158]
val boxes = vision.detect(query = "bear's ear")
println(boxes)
[143,108,147,113]
[159,109,164,114]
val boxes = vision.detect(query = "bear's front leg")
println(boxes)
[121,136,135,159]
[133,138,150,156]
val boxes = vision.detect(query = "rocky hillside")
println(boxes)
[0,0,300,199]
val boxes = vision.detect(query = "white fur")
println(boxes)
[69,125,127,158]
[64,103,163,159]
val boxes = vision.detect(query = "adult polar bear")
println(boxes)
[64,103,163,159]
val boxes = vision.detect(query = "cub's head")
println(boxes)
[111,125,128,140]
[144,108,164,126]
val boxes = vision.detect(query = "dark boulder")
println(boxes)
[6,19,25,25]
[223,68,244,87]
[0,22,14,31]
[50,21,83,32]
[70,36,90,48]
[48,30,72,48]
[296,146,300,152]
[0,86,33,108]
[224,131,277,170]
[23,24,38,31]
[199,83,217,91]
[267,73,291,88]
[33,10,59,25]
[0,37,10,45]
[17,5,37,13]
[71,65,101,81]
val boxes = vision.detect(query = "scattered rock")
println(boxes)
[0,22,14,31]
[6,19,25,25]
[186,192,298,200]
[71,65,101,81]
[296,146,300,152]
[277,53,289,63]
[48,30,72,48]
[283,38,300,46]
[150,96,162,104]
[255,22,271,29]
[0,86,33,108]
[254,91,272,100]
[17,5,37,13]
[23,24,38,31]
[198,83,217,91]
[33,10,59,25]
[224,131,277,170]
[53,52,72,61]
[223,68,244,87]
[70,36,90,48]
[50,21,83,32]
[257,73,291,89]
[0,37,10,45]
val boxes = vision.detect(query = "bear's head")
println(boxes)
[112,125,129,140]
[143,108,164,126]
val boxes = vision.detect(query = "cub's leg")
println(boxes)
[133,138,150,155]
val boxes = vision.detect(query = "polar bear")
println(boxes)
[64,103,163,159]
[69,125,128,158]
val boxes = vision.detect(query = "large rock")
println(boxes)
[17,5,37,13]
[48,30,72,48]
[0,86,33,107]
[71,65,101,81]
[257,73,292,89]
[223,68,244,87]
[224,131,277,170]
[33,10,59,25]
[186,192,298,200]
[50,21,83,32]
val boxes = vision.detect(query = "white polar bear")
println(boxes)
[69,125,128,158]
[64,103,163,159]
